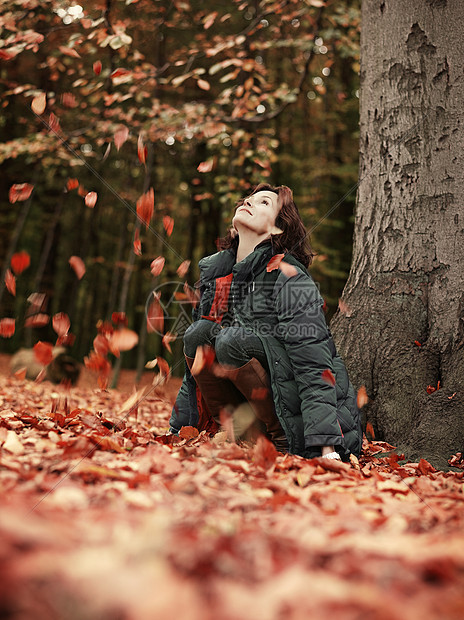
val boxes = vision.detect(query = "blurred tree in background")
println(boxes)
[0,0,360,380]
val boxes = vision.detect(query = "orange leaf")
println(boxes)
[162,332,177,353]
[147,293,164,334]
[24,314,49,328]
[156,356,171,378]
[111,68,130,78]
[31,93,46,115]
[5,270,16,296]
[69,256,86,280]
[178,426,200,440]
[93,334,110,357]
[59,45,81,58]
[321,369,336,386]
[414,340,422,347]
[150,256,165,277]
[176,260,190,277]
[85,191,97,208]
[9,183,33,203]
[14,368,27,380]
[0,318,15,338]
[11,251,30,275]
[133,229,142,256]
[266,254,285,272]
[33,341,54,365]
[365,422,375,439]
[114,126,129,150]
[67,178,79,190]
[136,188,154,228]
[426,385,436,394]
[190,345,215,375]
[93,60,102,75]
[163,215,174,236]
[52,312,70,337]
[111,312,128,326]
[110,328,139,352]
[137,133,147,164]
[357,385,369,408]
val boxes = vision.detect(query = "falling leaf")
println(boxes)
[137,133,147,164]
[5,270,16,296]
[179,426,200,440]
[114,126,129,150]
[136,188,154,228]
[163,215,174,236]
[48,112,60,133]
[33,341,54,365]
[69,256,86,280]
[145,358,158,369]
[67,178,79,190]
[31,93,46,115]
[197,160,214,173]
[93,60,102,75]
[162,332,177,353]
[85,191,97,208]
[61,92,77,108]
[183,281,200,308]
[203,11,218,30]
[266,254,285,272]
[93,334,110,357]
[59,45,81,58]
[0,318,15,338]
[197,78,210,91]
[133,229,142,256]
[190,345,215,375]
[338,299,352,317]
[150,256,165,277]
[321,369,336,386]
[10,251,30,275]
[9,183,34,203]
[110,328,139,353]
[176,260,190,277]
[147,293,164,333]
[414,340,422,347]
[111,68,130,78]
[279,261,298,278]
[357,385,369,408]
[365,421,375,439]
[156,356,171,378]
[253,435,277,469]
[24,314,49,328]
[111,312,128,326]
[52,313,70,337]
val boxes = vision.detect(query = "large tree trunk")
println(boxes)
[331,0,464,469]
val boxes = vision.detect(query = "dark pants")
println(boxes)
[183,319,268,370]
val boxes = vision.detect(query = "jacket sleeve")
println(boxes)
[274,272,344,453]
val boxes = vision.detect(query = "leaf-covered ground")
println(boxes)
[0,371,463,620]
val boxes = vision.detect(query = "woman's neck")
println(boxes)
[235,233,270,263]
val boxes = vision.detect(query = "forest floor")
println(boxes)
[0,354,463,620]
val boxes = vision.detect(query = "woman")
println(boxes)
[170,184,362,461]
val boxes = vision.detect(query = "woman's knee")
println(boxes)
[215,327,249,367]
[183,319,219,358]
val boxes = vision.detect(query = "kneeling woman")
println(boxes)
[170,184,362,461]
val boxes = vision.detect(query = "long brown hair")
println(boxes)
[219,183,314,268]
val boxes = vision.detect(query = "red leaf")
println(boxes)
[137,134,147,164]
[111,68,130,78]
[163,215,174,236]
[31,93,46,115]
[33,341,54,365]
[5,270,16,296]
[93,60,102,75]
[150,256,165,277]
[156,356,171,378]
[279,261,298,278]
[357,385,369,408]
[418,458,436,475]
[24,314,50,328]
[266,254,285,272]
[114,126,129,150]
[69,256,85,279]
[0,318,15,338]
[11,251,30,275]
[147,293,164,334]
[366,422,375,439]
[9,183,33,203]
[110,328,139,352]
[52,312,70,337]
[176,260,190,277]
[253,435,278,468]
[67,178,79,190]
[93,334,110,357]
[162,332,177,353]
[136,188,154,228]
[414,340,422,347]
[426,385,436,394]
[321,369,336,386]
[85,191,97,208]
[133,229,142,256]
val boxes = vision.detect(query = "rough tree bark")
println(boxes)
[331,0,464,469]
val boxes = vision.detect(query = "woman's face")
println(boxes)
[232,190,280,236]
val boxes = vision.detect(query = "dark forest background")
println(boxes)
[0,0,360,382]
